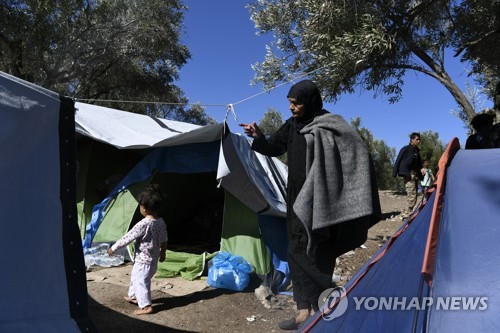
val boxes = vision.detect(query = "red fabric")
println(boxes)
[301,138,462,332]
[301,184,432,332]
[421,138,460,285]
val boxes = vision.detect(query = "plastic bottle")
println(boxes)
[84,243,110,255]
[84,254,96,267]
[93,255,113,267]
[109,254,125,266]
[92,253,125,267]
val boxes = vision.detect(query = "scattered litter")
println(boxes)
[360,244,367,249]
[341,250,355,257]
[160,283,173,290]
[246,315,256,322]
[254,285,285,309]
[254,285,273,302]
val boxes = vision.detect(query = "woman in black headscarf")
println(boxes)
[240,80,380,330]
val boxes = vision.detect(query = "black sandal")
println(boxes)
[279,316,310,331]
[278,318,299,330]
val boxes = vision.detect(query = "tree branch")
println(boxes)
[454,29,500,57]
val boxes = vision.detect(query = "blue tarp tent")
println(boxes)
[301,139,500,332]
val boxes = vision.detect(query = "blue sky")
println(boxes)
[176,1,491,151]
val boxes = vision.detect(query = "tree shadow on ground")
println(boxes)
[152,273,263,313]
[152,287,234,312]
[88,273,265,332]
[88,296,196,333]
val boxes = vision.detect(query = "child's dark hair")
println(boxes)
[137,183,165,213]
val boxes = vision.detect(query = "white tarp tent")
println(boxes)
[74,101,289,282]
[74,101,288,219]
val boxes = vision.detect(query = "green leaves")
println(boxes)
[350,117,398,190]
[0,0,200,121]
[248,0,496,121]
[258,107,288,164]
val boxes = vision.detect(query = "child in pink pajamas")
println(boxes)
[108,184,168,315]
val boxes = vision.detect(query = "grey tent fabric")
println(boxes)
[0,71,95,332]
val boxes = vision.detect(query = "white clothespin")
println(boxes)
[225,104,238,123]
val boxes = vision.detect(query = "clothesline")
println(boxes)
[72,61,340,122]
[73,72,312,108]
[72,99,227,108]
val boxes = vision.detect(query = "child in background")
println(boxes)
[420,160,435,194]
[108,183,168,315]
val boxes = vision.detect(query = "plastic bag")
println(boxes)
[207,252,253,291]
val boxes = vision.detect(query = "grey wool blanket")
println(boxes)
[293,113,381,254]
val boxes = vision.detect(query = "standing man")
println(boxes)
[240,80,381,330]
[393,132,423,218]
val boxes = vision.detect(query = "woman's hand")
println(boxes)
[239,122,262,139]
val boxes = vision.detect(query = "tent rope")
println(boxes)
[72,98,227,108]
[69,60,352,122]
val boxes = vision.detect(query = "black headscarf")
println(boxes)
[287,80,323,126]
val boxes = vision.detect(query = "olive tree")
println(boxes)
[248,0,499,123]
[0,0,214,124]
[350,117,398,190]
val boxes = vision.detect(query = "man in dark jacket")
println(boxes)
[240,80,381,330]
[393,132,423,218]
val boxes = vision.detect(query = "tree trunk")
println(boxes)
[438,71,477,122]
[409,44,477,122]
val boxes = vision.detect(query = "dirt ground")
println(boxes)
[86,190,412,333]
